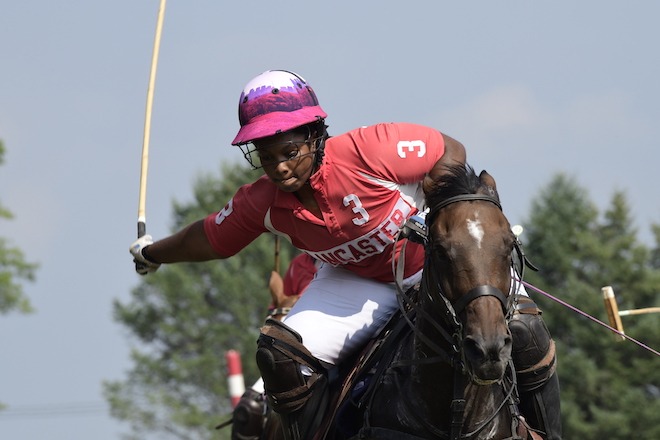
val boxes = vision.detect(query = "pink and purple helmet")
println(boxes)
[231,70,327,146]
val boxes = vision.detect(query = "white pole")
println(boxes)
[226,350,245,408]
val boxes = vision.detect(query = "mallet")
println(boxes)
[602,285,660,341]
[602,286,625,341]
[137,0,167,239]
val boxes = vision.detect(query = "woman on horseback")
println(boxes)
[129,70,561,440]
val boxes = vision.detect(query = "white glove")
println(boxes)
[129,234,161,275]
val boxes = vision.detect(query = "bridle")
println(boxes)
[423,193,518,327]
[396,194,518,359]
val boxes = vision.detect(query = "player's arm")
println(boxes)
[143,220,225,263]
[423,134,466,195]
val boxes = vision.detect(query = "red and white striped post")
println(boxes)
[226,350,245,408]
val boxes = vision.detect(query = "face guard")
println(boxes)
[238,127,324,170]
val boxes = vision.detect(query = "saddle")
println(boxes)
[309,295,418,439]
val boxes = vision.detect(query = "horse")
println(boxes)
[344,164,537,440]
[261,165,540,439]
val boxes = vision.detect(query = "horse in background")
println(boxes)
[266,269,297,321]
[265,252,318,321]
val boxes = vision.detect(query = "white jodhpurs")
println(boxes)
[281,263,422,366]
[280,264,528,367]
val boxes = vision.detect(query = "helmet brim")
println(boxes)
[231,106,327,146]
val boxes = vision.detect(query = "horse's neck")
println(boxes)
[413,318,513,437]
[410,315,457,428]
[463,383,510,433]
[413,361,455,424]
[413,363,512,438]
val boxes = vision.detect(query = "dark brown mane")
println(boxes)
[425,164,498,208]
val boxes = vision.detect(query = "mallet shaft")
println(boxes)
[137,0,167,238]
[618,307,660,317]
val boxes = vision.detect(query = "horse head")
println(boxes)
[424,164,516,385]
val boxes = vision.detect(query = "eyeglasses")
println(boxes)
[255,141,309,168]
[240,137,320,170]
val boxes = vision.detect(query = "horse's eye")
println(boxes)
[431,243,452,262]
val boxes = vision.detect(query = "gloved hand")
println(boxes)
[400,210,428,244]
[129,235,161,275]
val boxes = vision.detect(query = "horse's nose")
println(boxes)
[463,333,512,365]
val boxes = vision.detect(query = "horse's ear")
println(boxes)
[479,170,500,199]
[479,170,496,187]
[269,270,284,302]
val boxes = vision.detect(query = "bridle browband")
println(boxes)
[428,193,502,217]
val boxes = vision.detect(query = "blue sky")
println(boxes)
[1,1,658,439]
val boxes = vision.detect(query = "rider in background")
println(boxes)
[130,70,561,440]
[268,253,321,312]
[266,252,319,316]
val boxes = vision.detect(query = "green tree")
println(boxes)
[0,140,36,315]
[650,224,660,269]
[105,163,295,440]
[521,174,660,440]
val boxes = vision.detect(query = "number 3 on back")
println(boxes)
[397,140,426,158]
